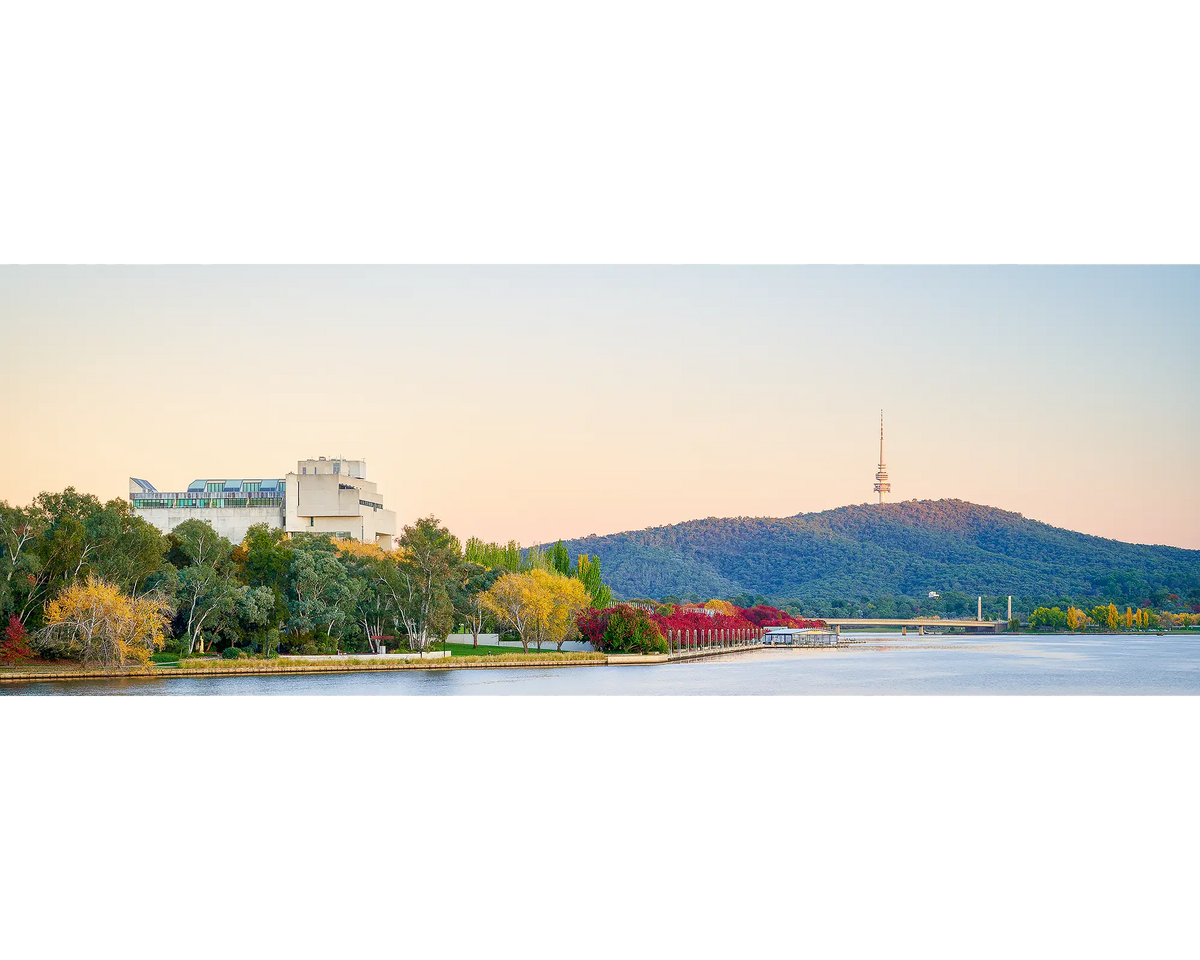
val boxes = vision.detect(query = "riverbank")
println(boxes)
[0,650,608,684]
[0,643,768,681]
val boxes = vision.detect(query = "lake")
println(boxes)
[3,633,1199,695]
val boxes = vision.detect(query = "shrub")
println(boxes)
[221,646,248,659]
[299,642,319,656]
[150,651,180,663]
[601,607,667,654]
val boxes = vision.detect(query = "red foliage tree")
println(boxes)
[576,608,612,647]
[1,615,35,665]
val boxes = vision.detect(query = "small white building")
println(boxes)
[130,457,397,549]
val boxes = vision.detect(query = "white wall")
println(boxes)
[136,507,284,545]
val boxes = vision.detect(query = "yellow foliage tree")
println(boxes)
[42,576,170,666]
[335,539,390,562]
[1066,606,1089,631]
[480,572,542,653]
[480,569,591,653]
[1125,607,1133,629]
[704,599,736,616]
[528,569,590,652]
[1105,603,1119,630]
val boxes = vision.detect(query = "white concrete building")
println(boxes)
[130,457,397,549]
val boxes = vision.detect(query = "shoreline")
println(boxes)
[0,643,768,685]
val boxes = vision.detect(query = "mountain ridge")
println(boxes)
[547,499,1200,607]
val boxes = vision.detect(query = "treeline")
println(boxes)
[0,488,615,666]
[1028,604,1200,631]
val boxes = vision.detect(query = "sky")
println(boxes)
[2,265,1198,549]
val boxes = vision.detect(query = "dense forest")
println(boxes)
[550,500,1200,617]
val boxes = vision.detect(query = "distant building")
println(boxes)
[928,591,940,599]
[129,456,397,549]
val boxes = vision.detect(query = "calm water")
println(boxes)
[3,634,1199,695]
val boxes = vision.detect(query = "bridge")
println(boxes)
[823,618,1007,636]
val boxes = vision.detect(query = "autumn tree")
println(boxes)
[480,572,542,653]
[528,569,590,652]
[1,615,35,665]
[41,577,170,666]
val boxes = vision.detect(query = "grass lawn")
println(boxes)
[430,641,569,657]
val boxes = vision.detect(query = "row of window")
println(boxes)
[202,481,281,494]
[133,498,284,509]
[359,499,383,511]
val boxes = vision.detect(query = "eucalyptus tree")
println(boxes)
[375,515,465,652]
[169,520,238,653]
[288,542,352,639]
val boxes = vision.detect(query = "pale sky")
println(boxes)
[2,266,1197,549]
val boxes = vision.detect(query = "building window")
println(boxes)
[302,467,307,475]
[334,462,340,475]
[206,481,222,493]
[243,481,260,494]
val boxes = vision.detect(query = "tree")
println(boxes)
[1105,602,1120,630]
[1029,606,1068,630]
[480,572,542,653]
[550,540,571,575]
[240,523,294,594]
[289,545,352,640]
[528,568,590,651]
[454,563,501,648]
[374,516,464,652]
[597,606,667,654]
[170,519,233,569]
[177,562,239,654]
[573,553,613,609]
[166,520,238,653]
[1,615,34,665]
[0,502,44,624]
[464,537,521,572]
[41,577,170,666]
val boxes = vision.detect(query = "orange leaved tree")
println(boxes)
[42,576,171,666]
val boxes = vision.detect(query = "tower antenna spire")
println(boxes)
[873,409,891,504]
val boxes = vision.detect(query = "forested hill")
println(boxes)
[551,500,1200,608]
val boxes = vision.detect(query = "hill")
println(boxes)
[550,500,1200,610]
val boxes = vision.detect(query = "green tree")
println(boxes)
[550,540,571,575]
[574,553,613,608]
[240,523,295,594]
[453,562,501,648]
[166,520,241,653]
[288,544,352,640]
[375,516,465,652]
[600,607,667,654]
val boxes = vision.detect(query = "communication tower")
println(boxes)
[874,410,891,504]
